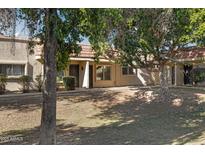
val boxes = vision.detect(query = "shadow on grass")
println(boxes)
[1,87,205,145]
[0,97,42,113]
[0,89,115,113]
[54,88,205,145]
[0,121,76,145]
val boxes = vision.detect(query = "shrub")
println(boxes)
[18,75,32,93]
[35,74,43,92]
[191,68,205,84]
[63,76,75,90]
[0,74,7,94]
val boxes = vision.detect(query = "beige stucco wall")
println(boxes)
[165,63,185,86]
[0,41,28,62]
[0,40,43,91]
[166,65,171,85]
[68,60,160,88]
[175,64,184,86]
[115,64,159,86]
[68,61,116,88]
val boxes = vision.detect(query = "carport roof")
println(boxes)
[174,48,205,60]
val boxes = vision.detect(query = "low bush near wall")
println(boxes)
[0,74,7,94]
[35,74,43,92]
[63,76,75,90]
[18,75,32,93]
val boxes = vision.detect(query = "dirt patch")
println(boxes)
[0,87,205,145]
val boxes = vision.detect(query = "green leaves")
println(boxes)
[181,9,205,46]
[18,8,122,70]
[87,8,205,68]
[15,8,205,70]
[19,9,87,71]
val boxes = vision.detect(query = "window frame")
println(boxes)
[0,64,25,77]
[121,66,136,76]
[96,65,112,81]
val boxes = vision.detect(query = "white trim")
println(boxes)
[0,60,27,64]
[70,57,112,62]
[177,57,205,62]
[82,61,89,88]
[35,55,41,60]
[7,75,22,78]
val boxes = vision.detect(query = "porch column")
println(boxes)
[167,66,170,85]
[82,61,89,88]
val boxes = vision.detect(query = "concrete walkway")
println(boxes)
[0,86,155,103]
[0,88,95,103]
[0,85,204,103]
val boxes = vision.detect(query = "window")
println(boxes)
[0,64,25,76]
[122,66,136,75]
[96,65,111,80]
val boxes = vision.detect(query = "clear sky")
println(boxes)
[15,20,29,37]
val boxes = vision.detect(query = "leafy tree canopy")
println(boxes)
[90,8,197,68]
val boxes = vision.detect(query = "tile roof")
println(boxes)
[71,44,115,60]
[173,48,205,60]
[77,46,205,61]
[75,44,95,58]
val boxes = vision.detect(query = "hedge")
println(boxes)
[0,74,7,94]
[63,76,75,90]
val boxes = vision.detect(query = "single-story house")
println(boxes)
[62,45,160,88]
[62,46,205,88]
[1,35,205,91]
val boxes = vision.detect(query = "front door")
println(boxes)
[184,64,193,85]
[171,66,175,85]
[69,64,79,87]
[89,65,93,88]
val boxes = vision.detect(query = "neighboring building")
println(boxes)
[0,35,43,91]
[165,48,205,86]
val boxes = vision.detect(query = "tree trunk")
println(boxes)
[39,9,57,145]
[159,63,170,103]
